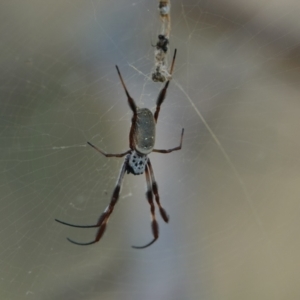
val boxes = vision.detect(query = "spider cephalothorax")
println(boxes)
[55,49,184,249]
[127,150,148,175]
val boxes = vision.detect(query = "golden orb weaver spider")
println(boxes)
[55,49,184,249]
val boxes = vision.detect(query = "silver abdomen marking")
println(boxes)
[128,150,148,175]
[134,108,156,155]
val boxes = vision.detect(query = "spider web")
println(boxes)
[1,1,300,299]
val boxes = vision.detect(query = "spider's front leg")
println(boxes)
[55,157,128,245]
[132,164,159,249]
[147,159,169,223]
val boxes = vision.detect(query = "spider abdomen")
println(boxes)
[133,108,156,155]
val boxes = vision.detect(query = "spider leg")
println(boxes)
[87,141,130,157]
[147,159,169,223]
[115,65,137,114]
[132,165,159,249]
[154,49,177,122]
[55,157,128,246]
[55,219,100,228]
[66,213,108,246]
[153,128,184,154]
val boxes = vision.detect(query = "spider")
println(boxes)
[55,49,184,249]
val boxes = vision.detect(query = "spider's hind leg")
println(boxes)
[115,65,137,114]
[154,49,177,122]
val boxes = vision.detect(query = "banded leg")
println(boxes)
[132,164,159,249]
[147,159,169,223]
[55,157,128,245]
[153,128,184,154]
[154,49,177,122]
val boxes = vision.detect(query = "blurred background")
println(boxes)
[1,0,300,299]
